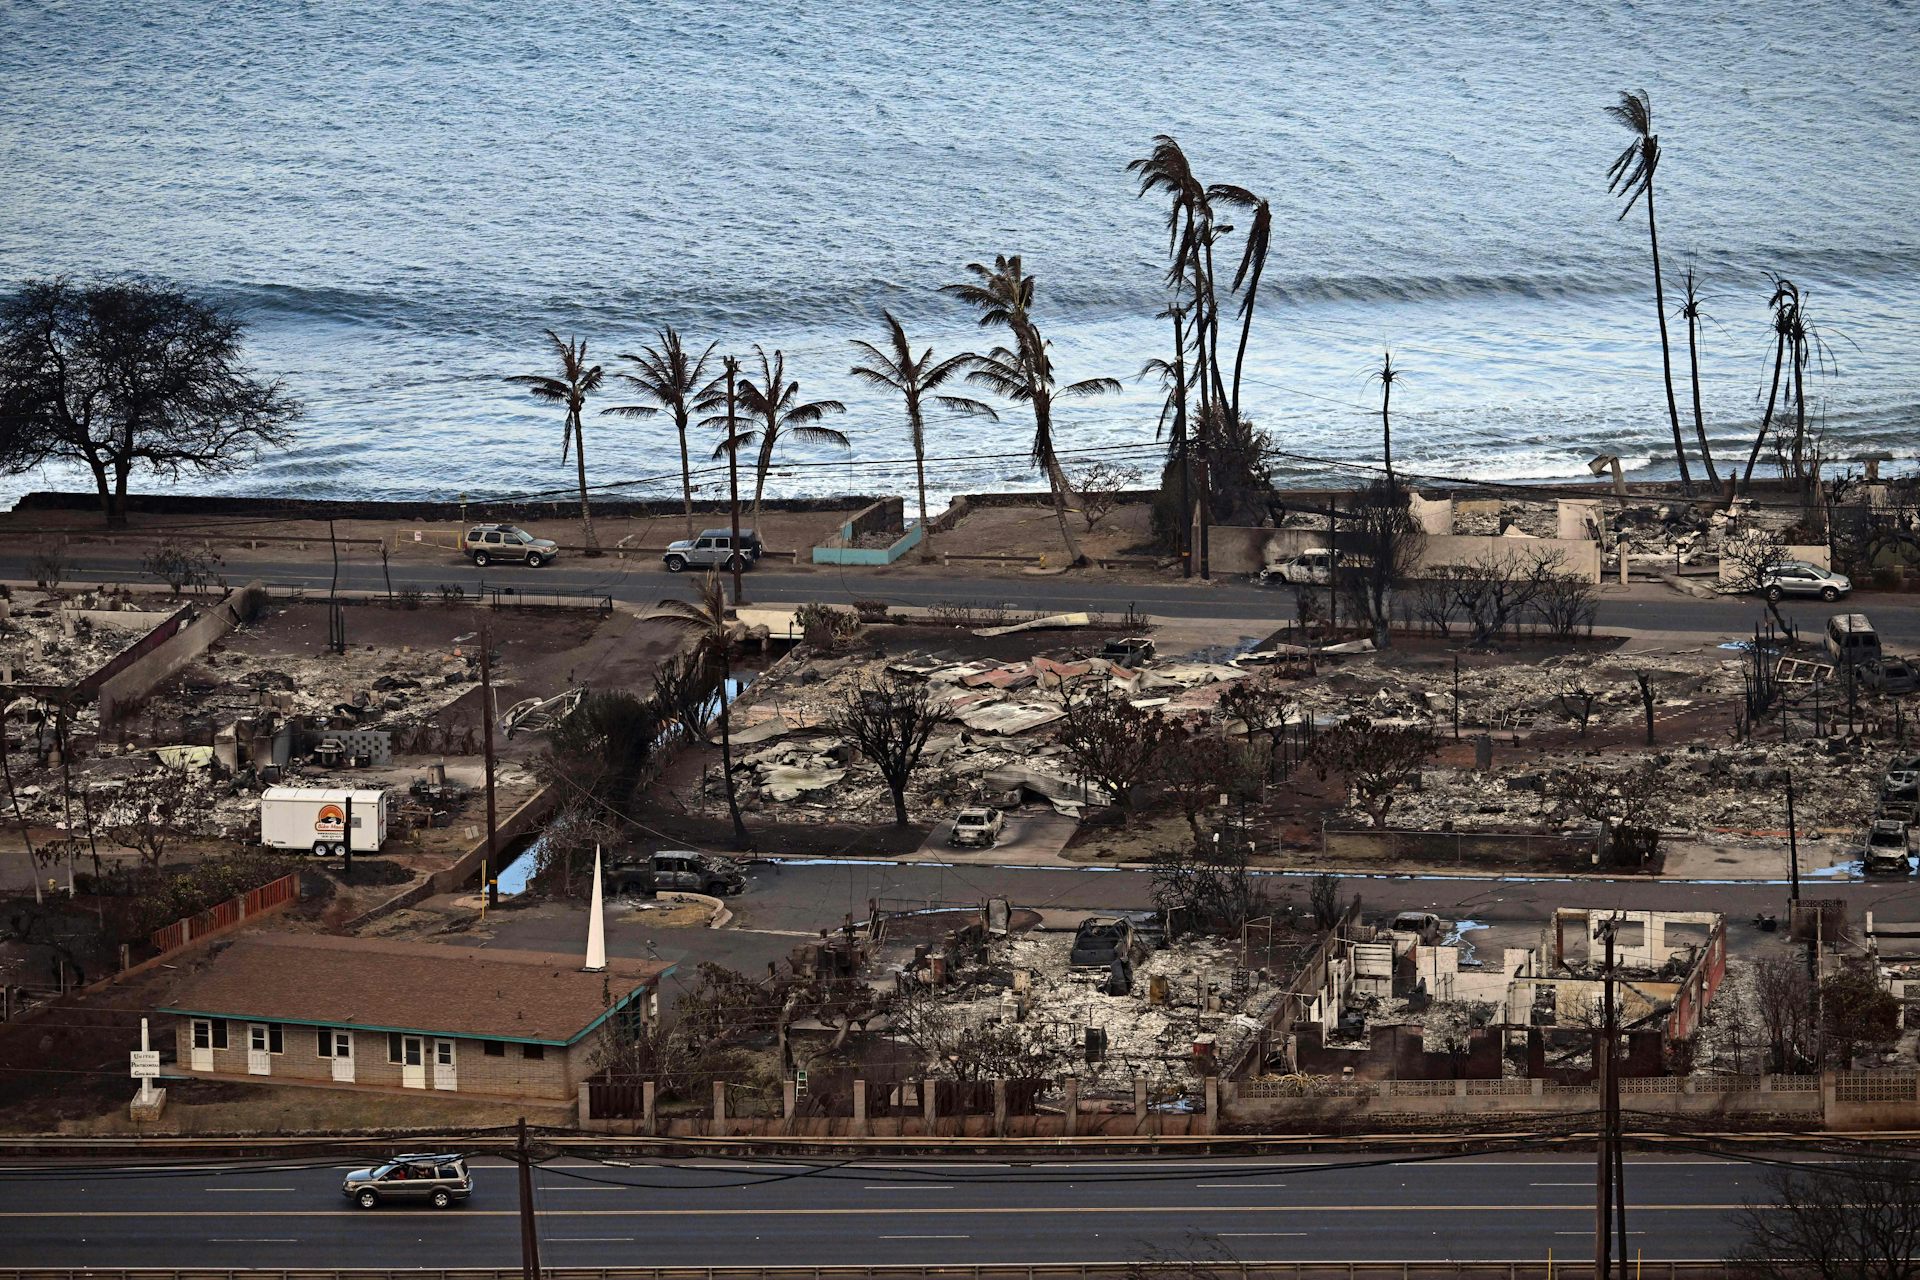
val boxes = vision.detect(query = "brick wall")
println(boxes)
[170,1018,588,1101]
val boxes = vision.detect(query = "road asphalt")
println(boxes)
[0,1153,1772,1268]
[4,548,1916,641]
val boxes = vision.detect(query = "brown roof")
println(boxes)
[158,934,669,1045]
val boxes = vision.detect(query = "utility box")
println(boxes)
[260,786,389,857]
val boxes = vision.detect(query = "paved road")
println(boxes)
[6,548,1916,640]
[0,1153,1770,1268]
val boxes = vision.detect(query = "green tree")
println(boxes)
[1606,89,1698,494]
[0,279,300,526]
[648,574,750,850]
[848,311,996,561]
[701,345,845,533]
[602,328,717,538]
[505,330,605,553]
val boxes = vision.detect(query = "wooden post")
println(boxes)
[712,1080,728,1135]
[992,1078,1008,1138]
[1063,1077,1079,1138]
[642,1079,657,1137]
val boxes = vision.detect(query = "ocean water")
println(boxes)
[2,0,1917,511]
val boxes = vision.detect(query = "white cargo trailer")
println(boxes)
[260,786,389,857]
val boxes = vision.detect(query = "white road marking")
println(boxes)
[881,1234,970,1240]
[209,1237,299,1243]
[206,1187,295,1193]
[544,1186,630,1192]
[865,1185,955,1191]
[1220,1232,1309,1238]
[552,1236,636,1242]
[1530,1182,1593,1187]
[1198,1183,1289,1189]
[1555,1231,1645,1236]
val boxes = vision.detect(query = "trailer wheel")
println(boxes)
[313,841,330,857]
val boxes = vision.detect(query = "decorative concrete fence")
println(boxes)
[147,873,300,955]
[812,497,923,565]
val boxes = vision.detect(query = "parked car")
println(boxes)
[1825,613,1882,667]
[649,850,746,896]
[948,808,1005,849]
[1865,658,1920,695]
[1758,561,1849,602]
[1865,820,1911,875]
[1257,548,1333,586]
[1884,770,1920,803]
[343,1153,471,1210]
[662,529,761,573]
[1069,916,1140,969]
[464,524,558,568]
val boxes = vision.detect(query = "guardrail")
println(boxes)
[0,1265,1752,1280]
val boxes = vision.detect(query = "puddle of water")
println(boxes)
[481,674,754,897]
[1441,917,1489,966]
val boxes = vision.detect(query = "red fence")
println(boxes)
[148,873,299,955]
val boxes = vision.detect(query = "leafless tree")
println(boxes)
[1546,761,1668,867]
[1217,677,1300,779]
[1531,558,1599,640]
[1160,731,1263,837]
[1722,526,1799,631]
[1308,873,1343,929]
[1057,684,1182,812]
[140,537,224,595]
[101,772,191,873]
[1309,714,1438,827]
[27,536,67,589]
[829,671,942,826]
[1734,1160,1920,1280]
[1068,460,1143,531]
[1751,955,1817,1073]
[1408,568,1466,637]
[1822,965,1902,1066]
[1149,836,1269,935]
[1336,479,1427,648]
[1451,551,1551,646]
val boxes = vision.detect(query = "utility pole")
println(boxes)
[1785,771,1800,908]
[1594,913,1628,1280]
[480,623,499,909]
[722,355,747,608]
[515,1115,542,1280]
[342,792,353,879]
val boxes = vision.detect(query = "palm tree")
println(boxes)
[1369,351,1401,488]
[945,255,1120,566]
[1676,267,1720,487]
[601,329,717,538]
[1740,278,1798,492]
[848,312,997,561]
[1206,183,1272,423]
[1606,89,1693,495]
[701,346,846,532]
[647,573,749,850]
[505,330,605,553]
[1141,299,1194,574]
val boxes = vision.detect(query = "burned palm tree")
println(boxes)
[1369,350,1402,488]
[1741,278,1799,492]
[1206,182,1272,423]
[848,312,996,560]
[647,573,749,850]
[1676,267,1720,486]
[505,330,605,552]
[702,345,847,532]
[945,255,1119,565]
[1606,89,1693,494]
[602,329,718,537]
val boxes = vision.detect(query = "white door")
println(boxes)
[246,1023,271,1076]
[330,1031,355,1084]
[190,1020,214,1072]
[401,1035,426,1089]
[432,1039,458,1091]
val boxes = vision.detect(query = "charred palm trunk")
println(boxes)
[1741,330,1788,492]
[1171,307,1193,578]
[1645,187,1694,494]
[1037,406,1086,567]
[1684,290,1719,488]
[1229,256,1263,424]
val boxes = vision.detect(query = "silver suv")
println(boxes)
[343,1153,472,1210]
[1758,561,1849,602]
[465,524,558,568]
[663,529,760,574]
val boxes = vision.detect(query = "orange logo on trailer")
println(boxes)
[314,803,346,835]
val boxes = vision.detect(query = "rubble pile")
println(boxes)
[916,932,1285,1098]
[0,591,172,686]
[701,644,1248,821]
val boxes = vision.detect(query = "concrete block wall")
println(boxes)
[99,583,269,727]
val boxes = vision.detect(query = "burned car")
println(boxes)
[948,807,1005,849]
